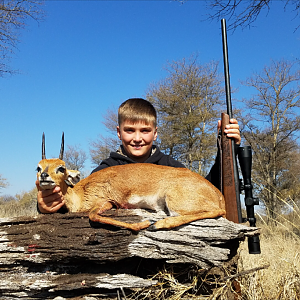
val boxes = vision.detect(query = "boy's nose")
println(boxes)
[133,132,142,141]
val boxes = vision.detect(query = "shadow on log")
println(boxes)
[0,209,259,299]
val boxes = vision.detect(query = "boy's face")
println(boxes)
[117,120,157,163]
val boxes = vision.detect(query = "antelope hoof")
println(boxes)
[147,220,158,231]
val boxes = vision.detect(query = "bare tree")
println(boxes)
[241,59,300,221]
[146,56,225,175]
[102,107,119,134]
[64,145,87,172]
[205,0,300,30]
[0,0,43,76]
[0,194,16,203]
[89,108,119,167]
[279,149,300,210]
[90,135,119,167]
[0,174,8,191]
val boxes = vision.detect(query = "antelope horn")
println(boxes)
[42,132,46,159]
[59,132,64,160]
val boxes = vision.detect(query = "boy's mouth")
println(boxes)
[132,144,143,150]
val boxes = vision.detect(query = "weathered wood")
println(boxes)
[0,209,259,299]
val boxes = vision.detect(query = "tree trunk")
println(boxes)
[0,209,258,299]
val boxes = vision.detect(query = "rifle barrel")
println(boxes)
[221,18,233,118]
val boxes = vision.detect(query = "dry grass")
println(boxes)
[237,217,300,300]
[0,199,37,218]
[0,187,38,218]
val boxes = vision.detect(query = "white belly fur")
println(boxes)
[127,193,178,216]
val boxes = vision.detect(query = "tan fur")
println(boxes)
[37,159,226,231]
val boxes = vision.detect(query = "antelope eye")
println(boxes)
[57,166,66,174]
[36,166,42,172]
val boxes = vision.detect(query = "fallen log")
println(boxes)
[0,209,259,299]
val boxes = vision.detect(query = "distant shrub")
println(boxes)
[0,187,38,218]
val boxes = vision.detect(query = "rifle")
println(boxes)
[221,19,261,254]
[220,18,242,224]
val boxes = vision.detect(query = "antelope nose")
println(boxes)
[41,172,48,180]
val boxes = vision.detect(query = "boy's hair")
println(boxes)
[118,98,157,127]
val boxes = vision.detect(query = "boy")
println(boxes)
[37,98,241,213]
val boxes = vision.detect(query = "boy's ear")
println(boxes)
[153,127,158,141]
[117,126,121,140]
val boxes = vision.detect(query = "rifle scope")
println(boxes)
[238,146,261,254]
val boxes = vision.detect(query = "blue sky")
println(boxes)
[0,0,299,196]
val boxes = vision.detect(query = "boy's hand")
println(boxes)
[218,118,241,145]
[36,180,65,213]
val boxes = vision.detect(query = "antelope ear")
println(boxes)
[65,170,81,187]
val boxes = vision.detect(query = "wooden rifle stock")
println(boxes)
[221,19,242,223]
[221,113,241,223]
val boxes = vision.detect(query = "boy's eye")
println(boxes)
[125,128,134,133]
[140,128,152,133]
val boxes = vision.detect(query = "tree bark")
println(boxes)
[0,209,258,299]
